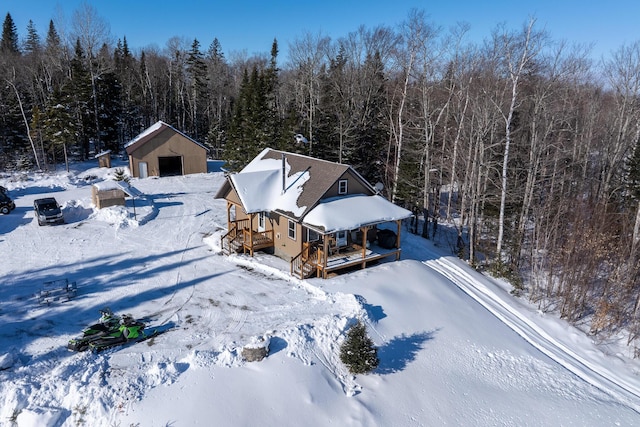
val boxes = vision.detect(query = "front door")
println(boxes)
[336,230,348,247]
[139,161,148,178]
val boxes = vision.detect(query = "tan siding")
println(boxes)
[92,186,125,209]
[129,128,207,177]
[226,188,243,206]
[324,170,373,198]
[272,214,303,259]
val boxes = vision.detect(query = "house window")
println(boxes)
[288,219,296,240]
[307,228,320,242]
[338,179,348,195]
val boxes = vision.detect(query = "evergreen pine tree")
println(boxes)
[43,88,76,170]
[224,68,252,171]
[24,20,41,54]
[116,36,141,145]
[67,38,95,159]
[96,70,122,152]
[224,65,273,171]
[207,38,221,58]
[0,86,30,170]
[266,39,281,147]
[186,38,208,139]
[45,20,61,54]
[1,12,19,54]
[339,320,379,375]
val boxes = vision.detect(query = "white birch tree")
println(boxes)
[492,18,544,262]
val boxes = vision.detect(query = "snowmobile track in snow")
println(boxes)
[425,256,640,414]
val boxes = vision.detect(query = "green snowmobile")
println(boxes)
[68,310,147,352]
[87,314,147,352]
[67,308,121,352]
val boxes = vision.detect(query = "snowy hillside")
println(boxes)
[1,161,640,426]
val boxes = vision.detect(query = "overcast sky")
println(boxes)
[3,0,638,61]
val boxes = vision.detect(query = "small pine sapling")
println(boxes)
[113,168,130,183]
[340,319,379,374]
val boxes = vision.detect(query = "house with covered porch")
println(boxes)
[214,148,412,279]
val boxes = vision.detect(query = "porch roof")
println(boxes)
[303,194,412,233]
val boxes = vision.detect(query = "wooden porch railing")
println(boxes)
[221,219,275,256]
[221,219,250,254]
[291,242,320,279]
[242,228,274,255]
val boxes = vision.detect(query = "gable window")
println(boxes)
[288,219,296,240]
[338,179,348,195]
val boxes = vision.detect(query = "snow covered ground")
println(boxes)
[1,160,640,426]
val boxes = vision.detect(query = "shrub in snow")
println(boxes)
[340,320,379,375]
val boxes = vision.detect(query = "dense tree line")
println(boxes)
[3,6,640,353]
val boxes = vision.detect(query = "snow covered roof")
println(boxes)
[303,194,412,232]
[219,148,365,218]
[229,152,309,217]
[124,121,207,154]
[218,148,411,230]
[124,121,164,149]
[93,180,121,191]
[93,180,143,197]
[94,150,112,159]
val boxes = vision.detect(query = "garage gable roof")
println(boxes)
[125,121,207,155]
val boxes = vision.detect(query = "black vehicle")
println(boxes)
[34,197,64,225]
[0,188,16,215]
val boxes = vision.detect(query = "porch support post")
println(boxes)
[322,234,329,278]
[361,226,367,269]
[395,220,402,260]
[222,201,232,251]
[248,213,255,256]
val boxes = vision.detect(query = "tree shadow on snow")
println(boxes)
[2,271,232,366]
[10,185,67,197]
[0,206,34,234]
[376,329,438,375]
[355,295,387,322]
[0,247,232,358]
